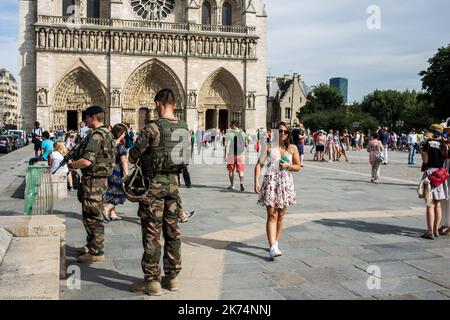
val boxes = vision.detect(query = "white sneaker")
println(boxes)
[270,246,282,259]
[227,185,235,190]
[274,242,282,255]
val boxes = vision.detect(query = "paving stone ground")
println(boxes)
[2,145,450,300]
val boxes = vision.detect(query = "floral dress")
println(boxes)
[257,146,297,208]
[105,144,127,206]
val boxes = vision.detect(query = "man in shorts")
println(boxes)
[225,121,246,191]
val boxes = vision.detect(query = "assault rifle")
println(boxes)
[52,138,88,175]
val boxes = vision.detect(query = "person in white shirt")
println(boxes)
[407,128,418,165]
[49,142,74,191]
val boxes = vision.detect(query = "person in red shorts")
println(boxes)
[225,121,247,191]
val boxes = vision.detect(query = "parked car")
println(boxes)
[6,135,20,150]
[0,135,14,153]
[8,130,28,146]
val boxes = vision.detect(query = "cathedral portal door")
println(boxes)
[219,110,228,131]
[67,111,78,132]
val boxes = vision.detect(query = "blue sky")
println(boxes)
[0,0,449,101]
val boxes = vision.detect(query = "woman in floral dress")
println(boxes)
[254,122,301,259]
[104,124,129,222]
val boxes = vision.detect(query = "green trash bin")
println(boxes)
[24,164,54,215]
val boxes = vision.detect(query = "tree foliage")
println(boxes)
[419,44,450,120]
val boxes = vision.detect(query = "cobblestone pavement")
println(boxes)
[2,145,449,300]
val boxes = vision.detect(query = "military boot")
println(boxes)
[77,252,105,263]
[75,246,89,254]
[162,275,179,291]
[130,281,162,296]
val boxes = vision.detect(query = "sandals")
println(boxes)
[420,231,434,240]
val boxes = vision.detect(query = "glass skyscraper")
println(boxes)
[329,77,348,103]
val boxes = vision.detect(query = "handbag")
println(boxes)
[428,168,450,188]
[375,142,384,163]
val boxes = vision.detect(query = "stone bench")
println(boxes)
[51,172,68,199]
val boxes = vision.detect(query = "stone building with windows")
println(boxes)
[0,69,19,129]
[19,0,267,132]
[266,73,309,128]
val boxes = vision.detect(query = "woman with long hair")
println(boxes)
[104,124,129,221]
[367,133,384,183]
[254,122,301,259]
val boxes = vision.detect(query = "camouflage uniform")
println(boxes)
[130,118,189,282]
[77,125,115,256]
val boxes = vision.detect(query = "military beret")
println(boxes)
[85,106,104,116]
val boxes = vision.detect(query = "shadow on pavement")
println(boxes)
[321,177,417,187]
[315,219,423,237]
[182,236,271,261]
[65,245,141,293]
[189,184,255,195]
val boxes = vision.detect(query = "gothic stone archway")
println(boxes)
[122,59,185,131]
[52,67,106,131]
[198,68,245,131]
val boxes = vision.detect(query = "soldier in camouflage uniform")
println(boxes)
[68,106,115,263]
[129,89,190,296]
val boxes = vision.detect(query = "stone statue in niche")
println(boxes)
[48,32,55,48]
[174,37,179,54]
[167,37,173,53]
[111,90,120,107]
[160,37,166,53]
[226,40,231,55]
[204,38,210,54]
[65,32,71,48]
[129,35,135,52]
[197,38,203,55]
[105,33,110,50]
[240,41,246,57]
[152,37,158,52]
[97,33,103,50]
[37,89,47,106]
[57,31,63,48]
[114,34,120,51]
[219,39,224,55]
[212,39,217,55]
[249,41,255,57]
[74,33,79,49]
[181,37,187,54]
[247,93,255,109]
[39,30,45,48]
[81,32,87,49]
[190,37,196,55]
[233,40,239,56]
[90,33,95,50]
[122,34,127,51]
[144,36,151,52]
[137,35,143,51]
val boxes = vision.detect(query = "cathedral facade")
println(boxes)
[18,0,267,132]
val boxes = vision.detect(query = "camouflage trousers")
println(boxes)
[82,177,108,255]
[138,176,183,282]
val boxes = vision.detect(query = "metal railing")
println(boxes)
[24,164,54,215]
